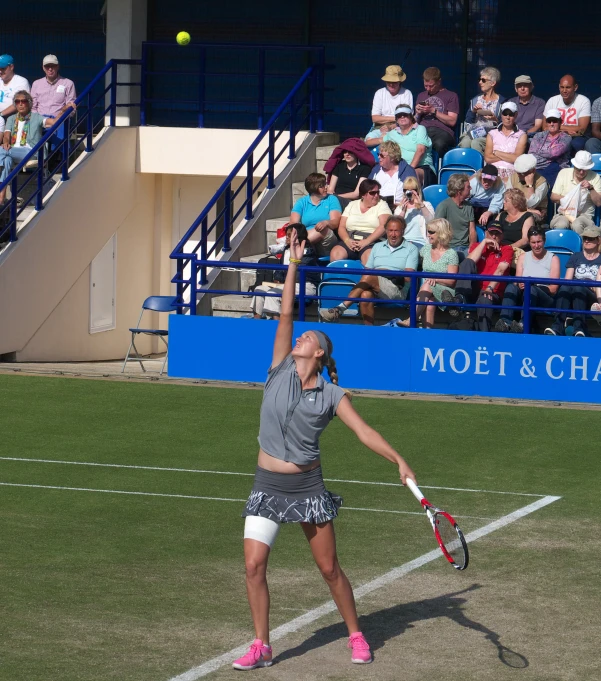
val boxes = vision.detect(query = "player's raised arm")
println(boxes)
[271,228,306,367]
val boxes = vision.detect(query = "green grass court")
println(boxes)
[1,373,598,681]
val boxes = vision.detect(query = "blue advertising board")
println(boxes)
[169,316,601,404]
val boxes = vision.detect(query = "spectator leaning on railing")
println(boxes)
[0,54,30,120]
[0,91,57,206]
[495,227,560,334]
[320,215,418,325]
[549,150,601,234]
[545,226,601,337]
[435,173,476,258]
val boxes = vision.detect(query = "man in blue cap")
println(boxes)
[0,55,30,120]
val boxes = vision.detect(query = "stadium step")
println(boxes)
[316,145,336,175]
[265,217,289,246]
[211,293,321,321]
[291,181,307,205]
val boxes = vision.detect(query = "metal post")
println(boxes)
[268,128,275,189]
[459,0,471,126]
[288,93,296,159]
[409,274,418,328]
[86,90,93,152]
[190,256,198,316]
[9,177,18,241]
[258,49,265,129]
[176,261,185,314]
[200,217,208,285]
[523,280,531,334]
[222,185,231,252]
[61,117,70,182]
[246,154,254,220]
[140,42,148,126]
[36,145,45,211]
[109,61,117,127]
[298,267,307,321]
[198,47,206,128]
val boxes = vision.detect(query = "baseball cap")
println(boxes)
[394,104,413,117]
[514,75,533,85]
[43,54,59,66]
[487,221,504,234]
[501,101,518,114]
[0,54,14,68]
[546,108,562,121]
[581,226,601,239]
[481,164,499,180]
[514,154,537,173]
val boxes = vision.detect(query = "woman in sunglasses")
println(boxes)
[329,179,391,265]
[459,67,505,153]
[484,102,527,183]
[0,90,57,205]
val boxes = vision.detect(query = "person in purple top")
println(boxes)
[415,67,459,157]
[508,75,545,136]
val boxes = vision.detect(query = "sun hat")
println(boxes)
[0,54,14,68]
[382,65,407,83]
[514,154,537,173]
[581,226,601,239]
[571,150,594,170]
[43,54,59,66]
[481,164,499,180]
[501,101,518,114]
[514,75,533,85]
[545,108,562,121]
[394,104,413,117]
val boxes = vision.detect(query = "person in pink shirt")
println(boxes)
[484,102,527,183]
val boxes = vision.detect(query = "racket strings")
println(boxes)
[435,513,465,563]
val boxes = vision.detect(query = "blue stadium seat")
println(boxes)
[423,184,448,210]
[441,148,484,171]
[544,229,582,253]
[591,153,601,172]
[553,252,571,278]
[476,225,486,242]
[318,260,364,319]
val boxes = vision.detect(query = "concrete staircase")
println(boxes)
[211,144,337,319]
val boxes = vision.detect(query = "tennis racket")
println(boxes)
[406,478,469,570]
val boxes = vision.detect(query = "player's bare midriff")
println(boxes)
[258,448,320,474]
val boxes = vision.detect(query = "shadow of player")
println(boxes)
[273,583,528,668]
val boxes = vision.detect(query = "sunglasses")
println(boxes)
[501,110,516,116]
[546,118,560,123]
[378,152,388,158]
[479,77,490,83]
[583,236,599,242]
[14,99,29,104]
[427,230,437,235]
[367,190,380,196]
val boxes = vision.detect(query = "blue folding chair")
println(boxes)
[544,229,582,253]
[318,260,364,320]
[122,295,179,375]
[422,184,448,210]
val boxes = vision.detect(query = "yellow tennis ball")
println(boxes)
[176,31,191,46]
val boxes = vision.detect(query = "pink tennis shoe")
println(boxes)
[348,632,372,663]
[232,639,273,670]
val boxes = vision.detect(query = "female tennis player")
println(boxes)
[233,228,416,670]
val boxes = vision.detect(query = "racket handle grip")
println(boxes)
[406,478,425,502]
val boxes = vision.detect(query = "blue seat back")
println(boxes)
[143,296,179,313]
[422,184,448,210]
[591,153,601,172]
[439,167,476,186]
[318,260,364,316]
[476,225,486,242]
[552,251,571,278]
[441,148,484,171]
[544,229,582,253]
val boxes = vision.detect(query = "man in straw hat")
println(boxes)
[371,65,413,126]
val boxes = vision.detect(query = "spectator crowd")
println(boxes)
[258,64,601,336]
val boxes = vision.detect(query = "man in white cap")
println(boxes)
[550,150,601,233]
[31,55,76,119]
[508,75,545,134]
[507,154,549,222]
[371,65,413,126]
[544,74,591,152]
[0,54,30,120]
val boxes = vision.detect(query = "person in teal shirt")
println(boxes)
[290,173,342,256]
[384,105,436,187]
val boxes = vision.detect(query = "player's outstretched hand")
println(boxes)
[289,228,306,262]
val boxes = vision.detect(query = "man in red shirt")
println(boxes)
[442,221,512,331]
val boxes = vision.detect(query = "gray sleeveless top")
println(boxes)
[523,250,553,279]
[258,354,346,466]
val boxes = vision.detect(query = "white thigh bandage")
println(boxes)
[244,515,281,547]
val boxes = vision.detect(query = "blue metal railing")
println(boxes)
[0,58,141,245]
[179,258,601,334]
[170,65,324,309]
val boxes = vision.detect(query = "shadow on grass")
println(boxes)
[273,584,528,668]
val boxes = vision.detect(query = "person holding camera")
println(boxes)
[394,176,434,247]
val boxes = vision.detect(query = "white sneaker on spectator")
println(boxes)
[320,307,343,322]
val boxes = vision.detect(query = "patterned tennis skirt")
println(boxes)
[242,465,343,524]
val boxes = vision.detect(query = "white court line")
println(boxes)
[0,482,491,519]
[0,457,546,497]
[166,494,561,681]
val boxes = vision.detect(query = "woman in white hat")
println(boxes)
[484,102,527,183]
[507,153,549,223]
[529,110,572,187]
[371,65,413,127]
[549,150,601,234]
